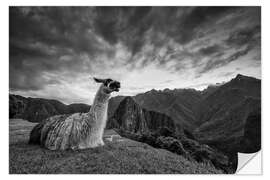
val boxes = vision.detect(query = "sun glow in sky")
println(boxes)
[9,7,261,104]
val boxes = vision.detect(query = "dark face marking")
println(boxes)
[104,79,113,86]
[108,81,121,92]
[93,77,120,93]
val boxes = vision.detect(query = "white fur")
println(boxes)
[78,84,111,148]
[38,83,112,150]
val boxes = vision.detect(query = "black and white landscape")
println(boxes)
[9,7,261,174]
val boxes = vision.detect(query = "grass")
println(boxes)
[9,119,222,174]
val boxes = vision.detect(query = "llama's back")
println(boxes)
[29,114,69,145]
[29,113,93,150]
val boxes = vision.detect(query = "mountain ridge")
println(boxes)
[107,96,179,134]
[9,74,261,173]
[9,94,91,122]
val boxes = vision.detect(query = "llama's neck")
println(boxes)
[88,85,110,127]
[91,85,111,106]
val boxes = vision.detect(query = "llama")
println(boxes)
[29,77,121,150]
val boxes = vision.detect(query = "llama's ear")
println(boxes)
[93,77,105,83]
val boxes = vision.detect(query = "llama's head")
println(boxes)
[93,77,121,94]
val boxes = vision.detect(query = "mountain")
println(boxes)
[108,95,126,118]
[9,74,261,172]
[108,97,235,173]
[108,74,261,157]
[11,74,261,151]
[194,74,261,154]
[9,94,90,122]
[134,89,203,130]
[108,88,203,130]
[107,96,179,134]
[200,81,226,96]
[9,96,231,173]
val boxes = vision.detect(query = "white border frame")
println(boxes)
[2,1,269,179]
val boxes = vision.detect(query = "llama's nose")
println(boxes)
[116,82,121,88]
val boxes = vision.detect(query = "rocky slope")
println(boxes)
[106,74,261,173]
[108,74,261,152]
[107,97,235,173]
[109,89,203,130]
[107,97,178,134]
[194,74,261,154]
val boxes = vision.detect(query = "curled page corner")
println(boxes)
[236,151,262,174]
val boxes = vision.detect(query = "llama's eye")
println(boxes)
[105,79,112,86]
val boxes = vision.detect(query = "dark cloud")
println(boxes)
[198,44,222,56]
[91,7,237,55]
[92,7,153,54]
[225,25,261,48]
[10,7,100,91]
[199,46,252,75]
[10,7,108,56]
[9,6,261,93]
[93,7,122,44]
[169,7,235,44]
[10,43,52,59]
[197,16,261,76]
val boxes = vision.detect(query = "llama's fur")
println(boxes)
[29,79,119,150]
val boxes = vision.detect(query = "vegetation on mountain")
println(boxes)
[9,74,261,174]
[9,94,90,122]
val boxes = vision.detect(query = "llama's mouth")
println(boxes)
[109,81,121,92]
[112,85,120,92]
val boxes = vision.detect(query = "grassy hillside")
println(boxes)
[9,119,222,174]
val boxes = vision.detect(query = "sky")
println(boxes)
[9,7,261,104]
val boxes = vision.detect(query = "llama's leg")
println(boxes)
[97,128,105,146]
[77,127,106,149]
[93,133,104,146]
[78,137,99,149]
[78,131,102,149]
[97,139,104,146]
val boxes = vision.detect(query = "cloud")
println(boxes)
[225,25,261,48]
[198,44,222,56]
[168,7,235,44]
[198,46,253,75]
[196,22,261,76]
[9,7,261,103]
[218,71,236,77]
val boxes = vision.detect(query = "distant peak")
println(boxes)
[235,74,245,79]
[150,89,158,92]
[122,96,136,103]
[144,89,158,94]
[234,74,259,81]
[118,96,140,109]
[164,88,170,92]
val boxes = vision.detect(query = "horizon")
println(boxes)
[9,7,261,104]
[9,73,260,105]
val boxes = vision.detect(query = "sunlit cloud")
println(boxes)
[9,7,261,104]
